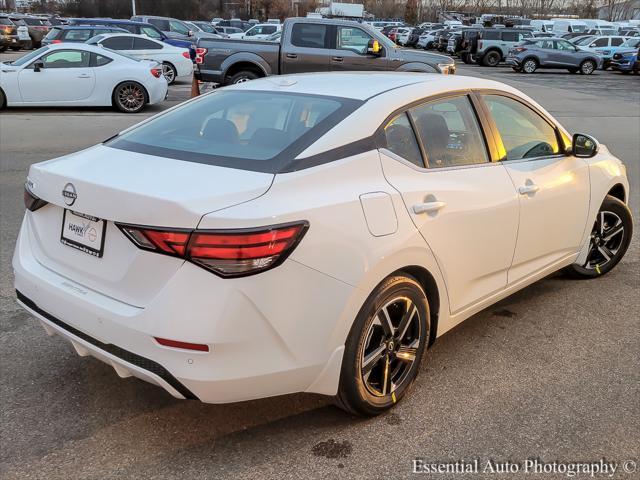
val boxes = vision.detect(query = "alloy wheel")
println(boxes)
[162,63,176,84]
[117,83,145,113]
[581,61,595,74]
[360,297,421,397]
[523,59,537,73]
[582,210,625,271]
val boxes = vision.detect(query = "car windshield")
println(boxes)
[9,46,49,66]
[108,90,361,173]
[194,22,215,33]
[575,36,596,45]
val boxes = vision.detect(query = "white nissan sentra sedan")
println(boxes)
[14,73,632,416]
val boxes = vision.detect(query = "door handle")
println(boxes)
[518,184,540,195]
[413,201,447,214]
[285,53,297,59]
[77,74,91,79]
[331,56,344,62]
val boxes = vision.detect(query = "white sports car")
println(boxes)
[86,33,193,84]
[14,73,632,416]
[0,43,167,113]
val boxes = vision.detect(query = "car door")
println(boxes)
[379,94,520,314]
[554,39,580,66]
[479,93,590,284]
[330,25,390,71]
[17,48,95,102]
[281,22,331,74]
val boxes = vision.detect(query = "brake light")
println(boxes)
[23,185,48,212]
[150,67,162,78]
[195,47,207,64]
[181,51,190,59]
[117,222,308,277]
[477,40,483,49]
[514,47,527,52]
[0,25,11,32]
[52,39,62,44]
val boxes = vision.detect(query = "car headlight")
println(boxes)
[438,63,456,75]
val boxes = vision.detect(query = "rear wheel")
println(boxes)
[0,46,7,53]
[564,196,632,279]
[226,70,259,85]
[10,46,20,51]
[522,58,538,73]
[335,275,430,416]
[580,59,596,75]
[0,89,6,109]
[113,81,147,113]
[162,62,177,85]
[482,50,501,67]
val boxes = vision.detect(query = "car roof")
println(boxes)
[223,72,516,101]
[71,18,152,27]
[92,32,161,40]
[55,25,123,30]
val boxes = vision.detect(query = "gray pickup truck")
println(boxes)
[195,17,456,85]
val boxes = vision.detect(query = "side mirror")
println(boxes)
[33,60,44,72]
[572,133,599,158]
[188,30,194,37]
[367,39,382,56]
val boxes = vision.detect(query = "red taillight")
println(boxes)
[155,337,209,352]
[182,51,190,59]
[52,39,62,44]
[195,47,207,64]
[23,186,48,212]
[0,25,11,32]
[150,67,162,78]
[514,47,527,53]
[117,222,308,277]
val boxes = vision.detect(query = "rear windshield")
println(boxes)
[108,90,361,173]
[44,27,62,39]
[0,18,14,25]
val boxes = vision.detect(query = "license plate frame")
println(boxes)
[60,209,107,258]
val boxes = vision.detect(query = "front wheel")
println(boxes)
[113,81,147,113]
[564,196,632,279]
[580,60,596,75]
[483,50,501,67]
[335,275,430,416]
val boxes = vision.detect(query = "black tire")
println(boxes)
[0,88,5,109]
[335,274,430,417]
[564,195,632,279]
[162,62,177,85]
[620,70,631,75]
[0,46,7,53]
[112,81,148,114]
[482,50,501,67]
[10,46,20,51]
[226,70,259,85]
[580,59,596,75]
[522,58,538,73]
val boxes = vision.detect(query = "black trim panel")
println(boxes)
[15,290,198,401]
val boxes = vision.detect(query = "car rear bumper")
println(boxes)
[13,216,352,403]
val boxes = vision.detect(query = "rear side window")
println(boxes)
[63,29,92,41]
[148,19,170,31]
[101,36,134,50]
[141,26,162,39]
[482,30,500,40]
[593,38,608,47]
[291,23,328,48]
[611,37,624,46]
[133,37,162,49]
[502,32,519,42]
[109,91,359,173]
[92,53,113,67]
[384,113,423,167]
[483,95,559,160]
[410,96,488,168]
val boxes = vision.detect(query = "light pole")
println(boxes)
[131,0,136,16]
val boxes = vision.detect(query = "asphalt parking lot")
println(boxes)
[1,50,638,479]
